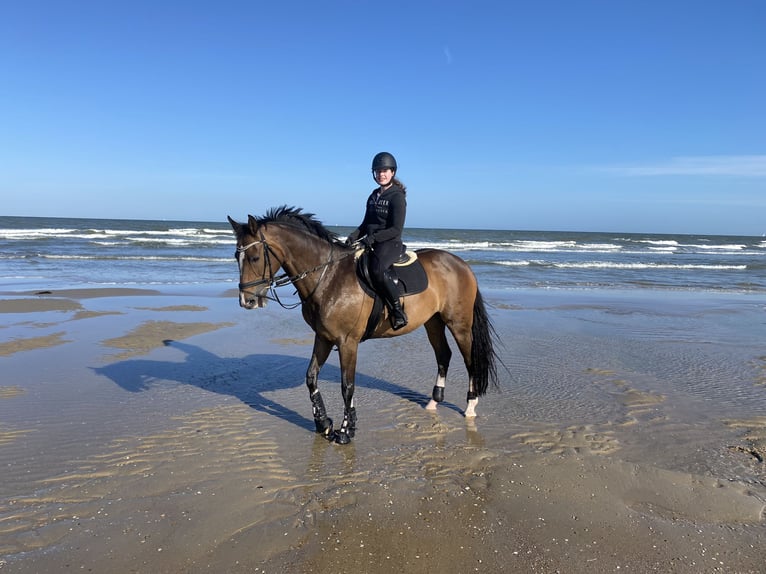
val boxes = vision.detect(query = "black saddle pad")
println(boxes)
[355,251,428,298]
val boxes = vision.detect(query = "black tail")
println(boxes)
[470,289,500,396]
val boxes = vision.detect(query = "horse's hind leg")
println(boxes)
[448,322,479,418]
[424,315,452,410]
[306,336,334,438]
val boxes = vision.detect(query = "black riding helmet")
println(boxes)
[371,152,397,173]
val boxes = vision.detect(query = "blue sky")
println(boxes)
[1,1,764,235]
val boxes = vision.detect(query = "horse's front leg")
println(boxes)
[334,340,359,445]
[307,336,334,438]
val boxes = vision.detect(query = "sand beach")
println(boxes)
[1,286,765,573]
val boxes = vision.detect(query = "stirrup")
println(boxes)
[390,309,408,330]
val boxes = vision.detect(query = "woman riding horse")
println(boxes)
[346,152,408,330]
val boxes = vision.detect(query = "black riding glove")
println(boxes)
[361,235,374,247]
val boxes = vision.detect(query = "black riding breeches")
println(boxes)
[369,239,403,287]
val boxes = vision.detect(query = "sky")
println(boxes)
[1,1,764,235]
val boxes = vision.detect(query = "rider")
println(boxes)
[346,151,408,330]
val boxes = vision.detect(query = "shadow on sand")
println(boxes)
[93,339,465,434]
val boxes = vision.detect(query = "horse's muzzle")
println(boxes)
[239,289,268,309]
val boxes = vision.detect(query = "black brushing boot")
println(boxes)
[310,391,333,438]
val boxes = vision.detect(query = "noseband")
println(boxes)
[236,236,275,292]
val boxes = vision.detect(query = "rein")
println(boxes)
[236,234,353,309]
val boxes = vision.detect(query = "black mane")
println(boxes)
[255,205,340,243]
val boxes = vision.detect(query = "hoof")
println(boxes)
[334,430,352,445]
[315,417,334,438]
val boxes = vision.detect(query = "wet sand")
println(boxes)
[0,287,765,573]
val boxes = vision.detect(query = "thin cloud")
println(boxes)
[443,45,453,65]
[602,155,766,177]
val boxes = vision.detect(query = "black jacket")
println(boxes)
[349,184,406,244]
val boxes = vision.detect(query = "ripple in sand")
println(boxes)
[724,417,766,468]
[135,305,208,312]
[270,336,314,346]
[101,320,234,359]
[0,331,71,356]
[71,310,123,321]
[0,386,25,399]
[0,298,82,313]
[0,426,34,447]
[0,404,297,558]
[0,387,33,446]
[622,464,765,524]
[512,425,621,455]
[585,367,617,376]
[754,355,766,386]
[588,369,667,426]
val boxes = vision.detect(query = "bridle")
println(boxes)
[236,231,352,309]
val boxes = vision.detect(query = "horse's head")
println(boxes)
[228,215,280,309]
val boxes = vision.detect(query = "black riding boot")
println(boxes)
[380,270,408,330]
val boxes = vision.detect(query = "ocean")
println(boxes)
[1,215,765,294]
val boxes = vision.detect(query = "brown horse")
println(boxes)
[228,206,499,444]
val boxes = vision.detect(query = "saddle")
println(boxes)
[355,248,428,340]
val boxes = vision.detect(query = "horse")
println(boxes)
[228,206,499,444]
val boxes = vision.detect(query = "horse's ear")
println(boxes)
[247,214,258,232]
[227,215,241,233]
